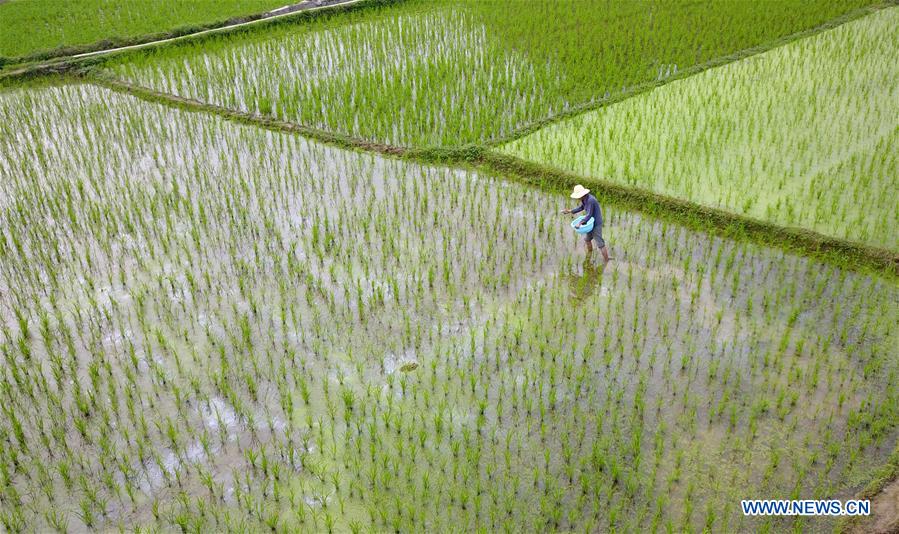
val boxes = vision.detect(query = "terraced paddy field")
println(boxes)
[500,6,899,252]
[1,0,898,532]
[1,82,897,533]
[99,0,875,147]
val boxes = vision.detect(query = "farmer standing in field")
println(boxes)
[562,184,611,261]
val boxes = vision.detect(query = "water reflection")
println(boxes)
[567,255,608,306]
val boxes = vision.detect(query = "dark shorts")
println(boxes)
[585,225,605,248]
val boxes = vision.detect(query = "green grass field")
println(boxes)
[101,0,873,147]
[501,7,899,252]
[0,0,286,60]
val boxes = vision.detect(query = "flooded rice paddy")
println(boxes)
[99,0,873,147]
[501,7,899,251]
[0,83,896,532]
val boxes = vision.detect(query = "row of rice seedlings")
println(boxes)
[329,224,897,533]
[501,6,899,251]
[0,81,566,531]
[1,83,896,532]
[100,0,872,147]
[105,6,555,148]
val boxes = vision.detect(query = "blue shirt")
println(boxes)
[571,194,602,226]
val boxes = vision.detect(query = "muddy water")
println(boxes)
[0,83,897,532]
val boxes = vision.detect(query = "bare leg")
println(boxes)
[600,246,610,262]
[585,240,594,255]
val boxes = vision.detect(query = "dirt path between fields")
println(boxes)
[849,477,899,534]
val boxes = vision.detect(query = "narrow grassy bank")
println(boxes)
[838,442,899,532]
[0,0,383,65]
[474,152,899,281]
[0,0,396,77]
[88,73,407,156]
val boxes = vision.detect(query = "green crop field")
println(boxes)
[0,0,286,61]
[101,0,873,147]
[1,1,897,532]
[0,81,896,532]
[500,7,899,252]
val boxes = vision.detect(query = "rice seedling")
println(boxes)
[0,80,896,533]
[98,0,873,147]
[501,6,899,251]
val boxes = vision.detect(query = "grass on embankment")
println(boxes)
[475,151,899,281]
[0,0,289,64]
[838,441,899,533]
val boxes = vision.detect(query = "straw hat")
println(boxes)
[570,184,590,199]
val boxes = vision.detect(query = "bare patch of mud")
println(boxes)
[850,476,899,534]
